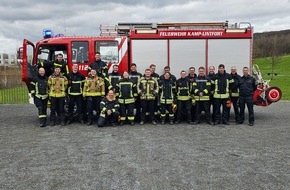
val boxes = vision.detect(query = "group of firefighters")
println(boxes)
[30,52,256,128]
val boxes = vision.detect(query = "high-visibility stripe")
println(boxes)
[39,115,47,118]
[128,116,134,120]
[118,99,135,104]
[231,92,239,97]
[194,96,210,101]
[120,117,126,121]
[177,96,191,101]
[213,93,229,99]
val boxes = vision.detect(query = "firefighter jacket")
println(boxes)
[88,59,108,77]
[159,73,177,82]
[52,60,69,75]
[176,77,191,101]
[83,75,105,97]
[192,75,211,101]
[66,71,85,96]
[30,74,49,99]
[115,78,136,104]
[129,71,142,97]
[238,75,256,97]
[108,71,121,90]
[230,73,241,97]
[138,77,159,100]
[48,73,68,98]
[100,95,120,117]
[151,72,160,82]
[211,72,233,99]
[207,72,215,94]
[188,73,197,98]
[159,78,176,104]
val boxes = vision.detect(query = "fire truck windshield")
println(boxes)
[37,45,67,64]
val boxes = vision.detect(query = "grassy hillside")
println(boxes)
[254,55,290,100]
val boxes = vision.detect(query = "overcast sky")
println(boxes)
[0,0,290,54]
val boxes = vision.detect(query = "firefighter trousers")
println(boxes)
[97,111,120,127]
[86,96,102,123]
[68,95,83,122]
[239,96,254,124]
[134,96,141,122]
[195,101,210,123]
[34,97,48,126]
[160,103,174,122]
[230,96,239,122]
[176,100,192,122]
[50,97,65,124]
[140,100,155,122]
[213,98,230,123]
[120,103,134,121]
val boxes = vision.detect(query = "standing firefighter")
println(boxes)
[83,69,105,125]
[138,69,159,125]
[207,66,216,122]
[175,70,193,124]
[30,67,49,127]
[88,52,108,78]
[66,63,86,124]
[108,64,122,91]
[97,90,120,127]
[115,71,136,126]
[159,72,176,125]
[129,63,143,122]
[192,67,213,125]
[238,67,256,126]
[52,53,69,75]
[211,64,233,125]
[230,66,241,124]
[48,66,68,126]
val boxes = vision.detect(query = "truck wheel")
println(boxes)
[266,87,282,102]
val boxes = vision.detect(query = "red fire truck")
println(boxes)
[20,21,281,105]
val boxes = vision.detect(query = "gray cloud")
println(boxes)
[1,0,290,53]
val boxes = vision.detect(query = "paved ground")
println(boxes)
[0,103,289,190]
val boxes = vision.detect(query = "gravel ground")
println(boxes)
[0,102,289,190]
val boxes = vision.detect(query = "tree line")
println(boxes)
[253,29,290,58]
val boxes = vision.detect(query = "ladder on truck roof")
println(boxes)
[99,21,250,36]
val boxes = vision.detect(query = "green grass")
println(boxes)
[0,85,29,104]
[254,55,290,100]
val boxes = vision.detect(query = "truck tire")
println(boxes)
[266,87,282,103]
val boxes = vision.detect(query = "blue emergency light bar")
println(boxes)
[43,29,53,39]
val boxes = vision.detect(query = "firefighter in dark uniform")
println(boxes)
[238,67,256,126]
[115,71,136,126]
[230,66,241,124]
[138,69,159,125]
[207,66,216,122]
[129,63,143,122]
[97,90,120,127]
[192,67,213,125]
[66,63,86,124]
[149,64,160,121]
[88,52,108,78]
[83,69,105,125]
[52,53,69,75]
[29,67,49,127]
[48,65,68,126]
[211,64,233,125]
[159,72,176,125]
[175,70,193,124]
[108,64,122,91]
[188,67,197,122]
